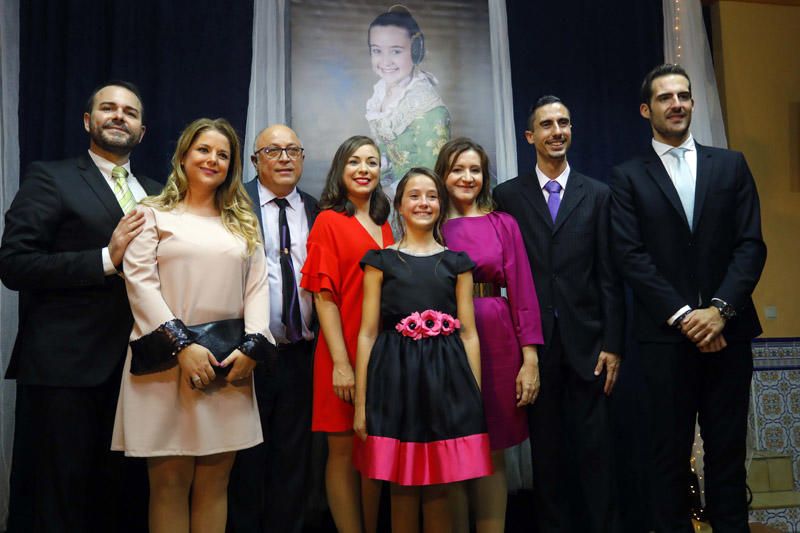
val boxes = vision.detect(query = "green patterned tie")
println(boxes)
[112,166,137,214]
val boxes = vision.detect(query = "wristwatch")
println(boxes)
[711,298,736,320]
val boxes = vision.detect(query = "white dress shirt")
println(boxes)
[652,134,697,189]
[88,150,148,275]
[257,182,314,344]
[650,135,698,325]
[535,163,571,201]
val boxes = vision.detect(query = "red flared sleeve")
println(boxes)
[300,212,341,297]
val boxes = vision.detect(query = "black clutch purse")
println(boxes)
[130,318,244,376]
[186,319,245,378]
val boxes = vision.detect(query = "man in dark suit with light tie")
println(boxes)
[227,124,319,533]
[494,96,624,533]
[610,64,766,532]
[0,81,162,532]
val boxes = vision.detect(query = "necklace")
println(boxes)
[393,243,445,257]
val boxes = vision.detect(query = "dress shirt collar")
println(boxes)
[256,180,300,210]
[652,134,696,158]
[535,163,570,192]
[87,149,132,180]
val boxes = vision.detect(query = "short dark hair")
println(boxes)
[527,95,566,131]
[319,135,390,225]
[434,137,495,214]
[640,64,692,105]
[368,6,425,64]
[85,80,145,123]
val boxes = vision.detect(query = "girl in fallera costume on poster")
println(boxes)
[366,5,450,197]
[300,135,393,533]
[354,168,492,532]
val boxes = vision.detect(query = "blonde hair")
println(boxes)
[144,117,261,256]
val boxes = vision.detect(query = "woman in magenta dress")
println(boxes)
[437,137,543,532]
[300,135,393,532]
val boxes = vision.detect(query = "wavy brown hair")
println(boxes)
[318,135,390,225]
[434,137,495,215]
[143,118,261,256]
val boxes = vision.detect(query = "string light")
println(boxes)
[673,0,682,60]
[690,429,707,525]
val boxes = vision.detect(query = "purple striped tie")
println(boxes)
[544,180,562,222]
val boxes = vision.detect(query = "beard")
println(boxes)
[654,113,691,140]
[89,121,141,155]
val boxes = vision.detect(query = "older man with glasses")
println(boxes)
[227,124,320,533]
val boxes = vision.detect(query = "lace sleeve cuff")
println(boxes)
[238,333,277,365]
[130,318,197,375]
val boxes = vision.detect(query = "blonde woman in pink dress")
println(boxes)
[112,118,276,533]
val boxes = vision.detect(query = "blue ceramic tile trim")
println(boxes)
[748,338,800,530]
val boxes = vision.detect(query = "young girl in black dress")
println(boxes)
[354,167,492,532]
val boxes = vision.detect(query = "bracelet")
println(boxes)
[238,333,277,364]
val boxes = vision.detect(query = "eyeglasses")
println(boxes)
[254,146,304,160]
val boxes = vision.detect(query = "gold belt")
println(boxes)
[473,282,501,298]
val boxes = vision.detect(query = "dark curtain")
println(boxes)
[506,0,662,183]
[505,1,664,532]
[19,0,254,182]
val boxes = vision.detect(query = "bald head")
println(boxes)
[251,124,304,197]
[253,124,301,153]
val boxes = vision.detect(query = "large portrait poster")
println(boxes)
[291,0,494,198]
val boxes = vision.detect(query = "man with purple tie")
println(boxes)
[494,96,624,532]
[227,124,319,533]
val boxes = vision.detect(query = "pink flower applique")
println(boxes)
[396,310,460,340]
[439,313,461,335]
[419,310,443,337]
[396,312,424,340]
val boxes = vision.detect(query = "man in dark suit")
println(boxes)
[227,124,319,533]
[610,64,766,532]
[0,81,162,532]
[494,96,624,532]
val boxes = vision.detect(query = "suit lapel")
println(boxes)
[138,175,162,196]
[552,172,586,234]
[692,144,713,232]
[77,154,124,223]
[643,151,690,229]
[244,178,266,244]
[518,172,554,230]
[299,188,318,227]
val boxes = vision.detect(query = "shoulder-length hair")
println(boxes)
[393,167,448,246]
[434,137,495,214]
[143,117,261,256]
[318,135,390,225]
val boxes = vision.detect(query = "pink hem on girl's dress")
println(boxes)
[354,433,492,486]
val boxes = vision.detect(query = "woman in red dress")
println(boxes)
[301,135,393,532]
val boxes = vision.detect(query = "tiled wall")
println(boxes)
[749,338,800,531]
